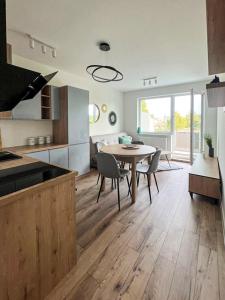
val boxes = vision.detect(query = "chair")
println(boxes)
[136,149,161,203]
[96,142,105,184]
[96,152,131,211]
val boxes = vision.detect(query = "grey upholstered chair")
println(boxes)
[96,142,106,184]
[136,149,161,203]
[96,152,131,211]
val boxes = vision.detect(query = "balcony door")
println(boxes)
[172,92,203,163]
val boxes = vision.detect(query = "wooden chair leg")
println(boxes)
[117,178,121,211]
[153,173,159,193]
[147,174,152,204]
[97,176,104,202]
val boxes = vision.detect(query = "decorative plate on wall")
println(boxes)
[108,111,117,126]
[101,104,108,113]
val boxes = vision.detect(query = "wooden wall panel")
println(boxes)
[207,0,225,74]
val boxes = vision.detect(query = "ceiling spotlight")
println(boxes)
[29,38,35,49]
[41,45,47,54]
[52,48,57,58]
[143,76,158,87]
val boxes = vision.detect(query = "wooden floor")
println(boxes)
[46,163,225,300]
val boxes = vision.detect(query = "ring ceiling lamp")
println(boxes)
[86,42,123,83]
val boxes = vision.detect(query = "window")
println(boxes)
[139,97,172,134]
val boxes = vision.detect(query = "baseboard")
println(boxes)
[221,203,225,246]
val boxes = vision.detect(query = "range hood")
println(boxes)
[0,0,57,111]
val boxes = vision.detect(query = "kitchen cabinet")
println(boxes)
[1,85,60,120]
[12,93,42,120]
[53,86,90,175]
[69,143,90,175]
[26,150,49,163]
[207,0,225,74]
[67,87,89,144]
[49,147,69,168]
[41,85,60,120]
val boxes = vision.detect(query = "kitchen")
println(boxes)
[1,0,225,299]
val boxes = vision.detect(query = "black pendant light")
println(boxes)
[86,42,123,83]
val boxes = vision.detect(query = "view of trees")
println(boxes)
[140,99,201,132]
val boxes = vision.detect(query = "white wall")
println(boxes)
[124,80,218,153]
[0,55,124,147]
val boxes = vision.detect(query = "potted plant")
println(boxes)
[204,133,214,157]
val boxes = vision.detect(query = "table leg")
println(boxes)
[101,174,105,192]
[131,157,137,203]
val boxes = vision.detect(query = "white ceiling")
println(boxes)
[6,0,209,91]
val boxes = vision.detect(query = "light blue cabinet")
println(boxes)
[26,150,50,163]
[12,93,42,120]
[67,87,89,144]
[69,143,90,175]
[12,86,60,120]
[49,147,68,168]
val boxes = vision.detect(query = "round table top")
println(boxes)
[101,144,156,157]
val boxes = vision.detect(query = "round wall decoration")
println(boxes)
[101,104,108,113]
[108,111,117,126]
[89,103,100,124]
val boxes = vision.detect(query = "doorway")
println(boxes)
[172,93,203,163]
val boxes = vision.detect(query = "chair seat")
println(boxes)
[119,168,130,177]
[136,163,149,174]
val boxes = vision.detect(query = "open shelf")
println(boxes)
[41,85,52,119]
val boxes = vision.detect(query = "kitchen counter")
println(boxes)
[4,143,69,154]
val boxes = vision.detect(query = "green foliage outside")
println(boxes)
[141,100,149,113]
[140,99,201,132]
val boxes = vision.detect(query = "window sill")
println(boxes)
[137,133,173,137]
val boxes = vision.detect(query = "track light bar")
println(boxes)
[143,76,158,87]
[27,34,56,58]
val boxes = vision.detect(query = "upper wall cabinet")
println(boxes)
[9,85,60,120]
[207,0,225,75]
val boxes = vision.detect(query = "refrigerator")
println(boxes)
[67,86,90,175]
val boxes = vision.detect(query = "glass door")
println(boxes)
[172,93,203,162]
[192,93,203,161]
[172,94,191,162]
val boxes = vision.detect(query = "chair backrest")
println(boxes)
[96,152,120,179]
[96,141,106,153]
[148,149,161,173]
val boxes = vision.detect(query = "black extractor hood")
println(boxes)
[0,0,57,111]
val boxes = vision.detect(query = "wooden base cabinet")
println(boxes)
[189,154,221,201]
[0,170,77,300]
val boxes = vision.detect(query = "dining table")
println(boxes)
[101,144,156,203]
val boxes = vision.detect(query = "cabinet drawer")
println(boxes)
[189,174,220,199]
[49,147,68,169]
[26,150,50,163]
